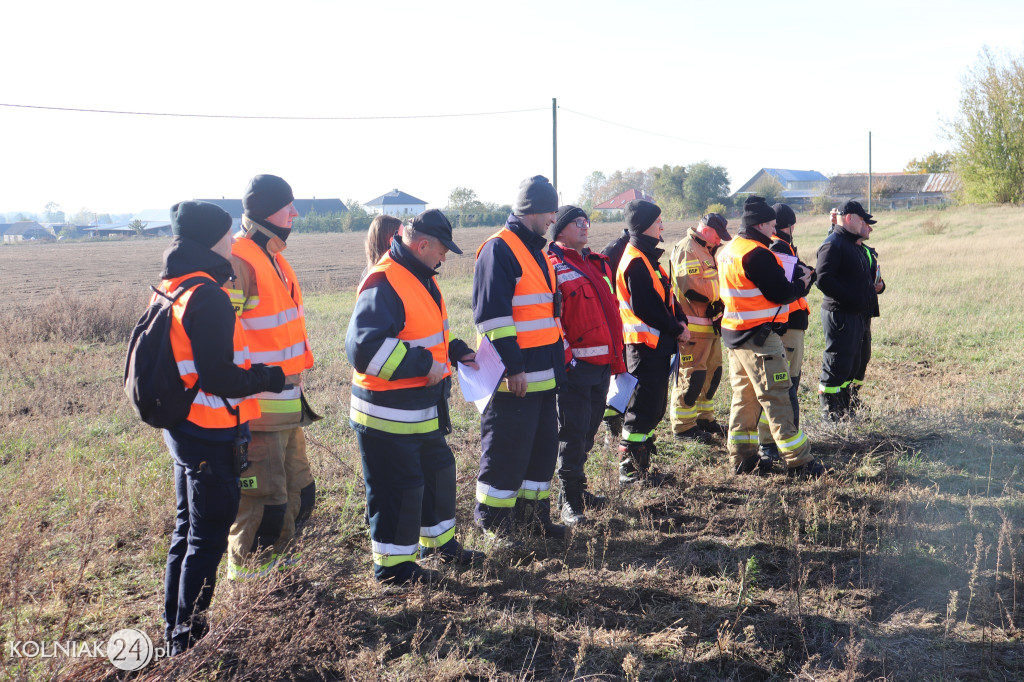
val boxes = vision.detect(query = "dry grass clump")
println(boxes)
[921,216,949,235]
[0,285,146,344]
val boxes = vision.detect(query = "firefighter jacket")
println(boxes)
[228,226,315,431]
[616,234,686,355]
[815,227,877,316]
[718,229,809,349]
[473,216,567,393]
[346,238,472,436]
[546,243,626,373]
[159,237,284,440]
[669,229,722,337]
[770,232,811,331]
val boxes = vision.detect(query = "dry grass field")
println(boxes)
[1,205,1023,680]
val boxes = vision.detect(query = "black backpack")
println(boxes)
[124,276,212,429]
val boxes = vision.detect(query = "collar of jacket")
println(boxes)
[687,228,710,250]
[628,232,665,263]
[737,228,772,247]
[161,237,235,285]
[774,230,794,246]
[506,214,548,251]
[389,235,439,280]
[548,241,583,265]
[834,227,861,244]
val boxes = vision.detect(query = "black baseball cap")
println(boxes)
[701,213,731,241]
[839,200,876,224]
[410,209,462,254]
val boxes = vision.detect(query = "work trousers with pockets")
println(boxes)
[670,333,723,433]
[622,345,672,443]
[759,328,805,443]
[227,427,314,580]
[726,333,812,469]
[358,429,457,581]
[163,429,240,653]
[819,310,865,395]
[556,362,611,482]
[475,390,557,532]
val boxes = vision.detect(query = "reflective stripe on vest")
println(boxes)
[352,253,451,394]
[162,272,260,429]
[616,243,674,349]
[718,237,790,331]
[475,229,561,349]
[349,395,440,434]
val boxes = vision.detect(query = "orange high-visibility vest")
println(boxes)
[718,237,790,332]
[230,238,314,375]
[475,228,561,349]
[352,253,450,392]
[161,272,260,429]
[616,243,675,349]
[771,236,810,316]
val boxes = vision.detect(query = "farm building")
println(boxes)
[733,168,830,207]
[363,189,428,216]
[191,198,348,230]
[83,222,171,238]
[2,221,56,243]
[828,173,961,209]
[594,189,655,216]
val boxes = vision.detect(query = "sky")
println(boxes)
[3,0,1024,217]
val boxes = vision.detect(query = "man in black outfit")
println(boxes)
[815,200,878,421]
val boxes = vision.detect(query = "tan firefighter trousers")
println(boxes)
[670,333,723,433]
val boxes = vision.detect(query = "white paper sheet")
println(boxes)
[777,253,798,281]
[457,336,506,413]
[606,371,638,414]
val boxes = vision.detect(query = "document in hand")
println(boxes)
[776,253,798,281]
[606,372,638,414]
[457,336,506,413]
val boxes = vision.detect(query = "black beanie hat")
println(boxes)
[625,199,661,235]
[170,201,233,248]
[514,175,559,215]
[772,203,796,230]
[740,195,776,230]
[548,205,588,241]
[243,174,295,220]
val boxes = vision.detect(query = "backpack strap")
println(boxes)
[150,275,217,303]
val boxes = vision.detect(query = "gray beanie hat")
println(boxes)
[514,175,558,215]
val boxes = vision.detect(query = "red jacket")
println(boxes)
[547,243,627,374]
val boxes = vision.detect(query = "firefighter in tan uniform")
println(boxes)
[718,196,825,477]
[669,213,731,444]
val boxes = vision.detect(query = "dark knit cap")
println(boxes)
[740,195,777,230]
[701,212,731,241]
[170,201,233,249]
[625,199,662,235]
[410,209,463,255]
[548,205,588,241]
[242,174,295,220]
[772,203,797,230]
[514,175,559,215]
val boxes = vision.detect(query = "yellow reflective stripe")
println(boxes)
[687,322,715,333]
[696,400,714,410]
[778,429,807,452]
[419,525,456,549]
[351,411,439,434]
[603,407,618,418]
[258,398,301,414]
[728,431,759,443]
[483,326,517,341]
[496,369,557,393]
[476,481,518,508]
[674,407,698,418]
[623,430,648,443]
[758,412,769,425]
[477,315,515,333]
[377,343,407,381]
[372,543,419,567]
[366,337,401,377]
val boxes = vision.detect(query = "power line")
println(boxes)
[0,102,548,121]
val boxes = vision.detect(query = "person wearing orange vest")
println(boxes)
[347,210,485,584]
[473,175,569,542]
[616,199,690,485]
[718,196,824,478]
[757,203,815,462]
[159,201,285,655]
[546,205,626,525]
[225,175,319,581]
[668,213,731,444]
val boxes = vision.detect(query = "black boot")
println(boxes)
[604,413,623,447]
[559,479,588,526]
[618,441,648,486]
[696,418,726,439]
[533,498,567,539]
[579,478,607,511]
[819,392,844,422]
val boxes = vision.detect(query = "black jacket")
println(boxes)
[769,231,814,331]
[621,233,686,355]
[815,227,877,315]
[601,229,630,290]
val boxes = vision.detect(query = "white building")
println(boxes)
[363,189,428,217]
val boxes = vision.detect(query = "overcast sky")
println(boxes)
[3,0,1024,217]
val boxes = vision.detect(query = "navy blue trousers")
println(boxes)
[357,429,456,581]
[556,362,611,481]
[819,310,865,390]
[163,429,240,651]
[475,390,558,531]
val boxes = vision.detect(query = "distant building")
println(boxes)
[594,189,654,215]
[363,189,428,216]
[829,173,961,209]
[733,168,830,207]
[2,221,55,243]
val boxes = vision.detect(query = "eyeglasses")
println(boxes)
[573,217,590,229]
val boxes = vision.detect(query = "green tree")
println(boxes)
[651,164,687,205]
[446,187,479,227]
[948,46,1024,203]
[44,201,65,224]
[576,171,607,212]
[904,151,954,173]
[683,162,730,216]
[750,175,785,206]
[128,219,146,236]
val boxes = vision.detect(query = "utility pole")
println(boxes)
[552,97,558,195]
[868,131,873,214]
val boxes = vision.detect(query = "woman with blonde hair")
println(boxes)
[362,215,402,278]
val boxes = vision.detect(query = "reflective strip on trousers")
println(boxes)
[372,541,419,567]
[728,431,759,444]
[476,481,518,508]
[518,479,551,501]
[819,381,851,394]
[419,518,456,548]
[778,429,808,452]
[622,429,649,443]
